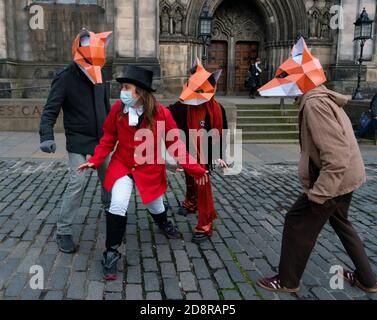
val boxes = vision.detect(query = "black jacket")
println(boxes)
[39,62,111,155]
[168,101,228,170]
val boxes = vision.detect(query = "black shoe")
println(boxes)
[192,232,210,243]
[102,250,121,281]
[56,234,77,254]
[177,206,196,217]
[149,209,181,239]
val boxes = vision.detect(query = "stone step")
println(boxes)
[237,109,299,117]
[236,103,300,143]
[236,104,298,110]
[237,123,299,132]
[243,139,300,144]
[242,131,299,140]
[237,116,298,124]
[357,138,376,145]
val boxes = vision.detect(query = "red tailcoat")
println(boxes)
[89,100,206,204]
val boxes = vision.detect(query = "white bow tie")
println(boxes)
[124,105,144,126]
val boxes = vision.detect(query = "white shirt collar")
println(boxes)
[123,104,144,126]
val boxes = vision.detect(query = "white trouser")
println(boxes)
[109,175,165,216]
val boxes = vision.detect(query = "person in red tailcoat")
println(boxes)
[78,65,208,281]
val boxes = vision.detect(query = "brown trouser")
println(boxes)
[279,192,376,288]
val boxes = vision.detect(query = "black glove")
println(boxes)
[40,140,56,153]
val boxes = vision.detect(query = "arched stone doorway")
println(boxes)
[207,0,266,95]
[158,0,309,96]
[184,0,308,95]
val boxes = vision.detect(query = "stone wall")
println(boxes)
[0,98,237,134]
[0,99,63,132]
[327,0,377,98]
[0,0,376,101]
[0,0,162,99]
[0,0,115,98]
[159,43,197,95]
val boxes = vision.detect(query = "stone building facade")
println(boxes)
[0,0,376,99]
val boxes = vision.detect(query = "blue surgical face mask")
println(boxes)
[120,90,137,108]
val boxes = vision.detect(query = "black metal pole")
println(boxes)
[353,39,365,100]
[202,36,209,68]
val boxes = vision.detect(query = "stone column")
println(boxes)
[138,0,158,58]
[0,0,10,98]
[227,37,235,95]
[113,0,161,92]
[329,0,377,97]
[114,0,136,59]
[336,0,358,63]
[0,0,7,59]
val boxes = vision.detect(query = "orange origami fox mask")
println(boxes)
[179,58,222,106]
[258,37,326,97]
[72,28,112,85]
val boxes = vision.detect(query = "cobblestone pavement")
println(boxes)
[0,158,377,300]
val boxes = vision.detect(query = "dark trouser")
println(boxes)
[279,192,376,289]
[249,77,261,97]
[249,86,258,97]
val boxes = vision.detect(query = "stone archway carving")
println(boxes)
[185,0,308,42]
[212,20,230,41]
[207,0,267,94]
[211,5,264,42]
[307,0,335,41]
[159,0,187,37]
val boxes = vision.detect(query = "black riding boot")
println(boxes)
[102,211,127,281]
[148,208,181,239]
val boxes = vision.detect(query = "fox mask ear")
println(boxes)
[192,57,203,69]
[208,69,222,87]
[96,31,113,48]
[212,69,222,83]
[292,37,313,65]
[292,37,306,57]
[189,57,203,74]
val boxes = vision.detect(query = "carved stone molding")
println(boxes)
[159,0,187,38]
[211,1,265,42]
[307,0,335,41]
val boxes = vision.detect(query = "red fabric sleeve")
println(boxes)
[88,100,121,168]
[162,105,206,178]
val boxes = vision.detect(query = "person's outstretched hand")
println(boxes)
[216,159,229,169]
[195,171,209,186]
[77,162,95,173]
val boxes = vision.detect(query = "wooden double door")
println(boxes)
[207,40,259,94]
[207,41,228,94]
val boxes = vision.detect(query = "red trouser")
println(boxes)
[182,172,218,235]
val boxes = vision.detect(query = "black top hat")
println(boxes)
[116,65,156,92]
